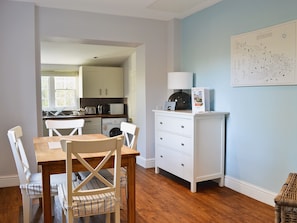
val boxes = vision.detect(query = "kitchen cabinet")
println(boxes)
[42,117,102,136]
[79,66,123,98]
[83,117,101,134]
[153,110,228,192]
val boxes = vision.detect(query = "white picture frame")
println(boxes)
[191,88,209,113]
[231,20,297,87]
[164,101,176,111]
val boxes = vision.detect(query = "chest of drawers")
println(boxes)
[153,110,228,192]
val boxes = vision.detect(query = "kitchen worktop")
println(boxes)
[43,114,128,120]
[43,98,128,120]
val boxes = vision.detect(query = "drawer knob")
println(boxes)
[160,121,163,125]
[181,125,184,128]
[181,143,184,146]
[160,137,163,140]
[181,163,184,167]
[160,155,163,158]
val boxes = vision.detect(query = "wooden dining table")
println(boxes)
[33,134,140,223]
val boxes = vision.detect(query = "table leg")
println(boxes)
[127,157,136,223]
[42,166,52,223]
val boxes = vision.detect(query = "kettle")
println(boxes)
[97,105,103,114]
[98,104,110,114]
[84,106,96,115]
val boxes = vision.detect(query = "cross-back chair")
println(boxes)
[7,126,72,223]
[58,135,124,223]
[45,119,85,136]
[99,122,139,205]
[77,122,139,205]
[121,122,140,151]
[117,122,139,198]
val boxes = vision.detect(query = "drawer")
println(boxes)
[84,117,101,125]
[155,131,192,155]
[155,115,192,136]
[156,146,192,181]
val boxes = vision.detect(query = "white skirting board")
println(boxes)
[224,175,277,206]
[136,156,155,169]
[0,175,19,188]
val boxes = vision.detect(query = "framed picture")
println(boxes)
[231,20,297,86]
[191,88,209,113]
[164,101,176,111]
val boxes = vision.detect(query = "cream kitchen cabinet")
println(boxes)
[42,117,102,136]
[83,117,101,134]
[153,110,228,192]
[79,66,123,98]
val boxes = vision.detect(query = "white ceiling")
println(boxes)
[40,41,137,67]
[11,0,222,66]
[12,0,222,21]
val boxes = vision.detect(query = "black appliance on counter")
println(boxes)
[97,104,110,114]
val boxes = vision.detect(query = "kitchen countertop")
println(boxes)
[43,114,128,120]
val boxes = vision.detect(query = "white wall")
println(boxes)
[0,1,175,187]
[167,19,181,72]
[0,1,39,186]
[38,7,170,168]
[123,52,137,122]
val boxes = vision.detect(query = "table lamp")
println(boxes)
[168,72,193,110]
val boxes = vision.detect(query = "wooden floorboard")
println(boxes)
[0,165,275,222]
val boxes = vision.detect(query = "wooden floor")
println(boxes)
[0,165,275,222]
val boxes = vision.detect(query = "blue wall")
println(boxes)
[181,0,297,192]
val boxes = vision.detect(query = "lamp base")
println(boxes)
[168,91,191,110]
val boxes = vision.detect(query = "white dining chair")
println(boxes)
[84,122,140,206]
[45,119,85,136]
[116,122,139,202]
[7,126,75,223]
[58,135,124,223]
[78,122,139,189]
[120,122,139,151]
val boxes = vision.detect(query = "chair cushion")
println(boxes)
[20,172,76,197]
[58,179,118,217]
[103,168,127,186]
[78,168,127,187]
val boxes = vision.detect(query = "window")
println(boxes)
[41,76,78,111]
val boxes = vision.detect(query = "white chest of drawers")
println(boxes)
[153,110,228,192]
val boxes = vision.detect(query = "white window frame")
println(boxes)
[41,72,79,111]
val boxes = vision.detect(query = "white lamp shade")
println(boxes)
[168,72,193,89]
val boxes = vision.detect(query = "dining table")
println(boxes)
[33,133,140,223]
